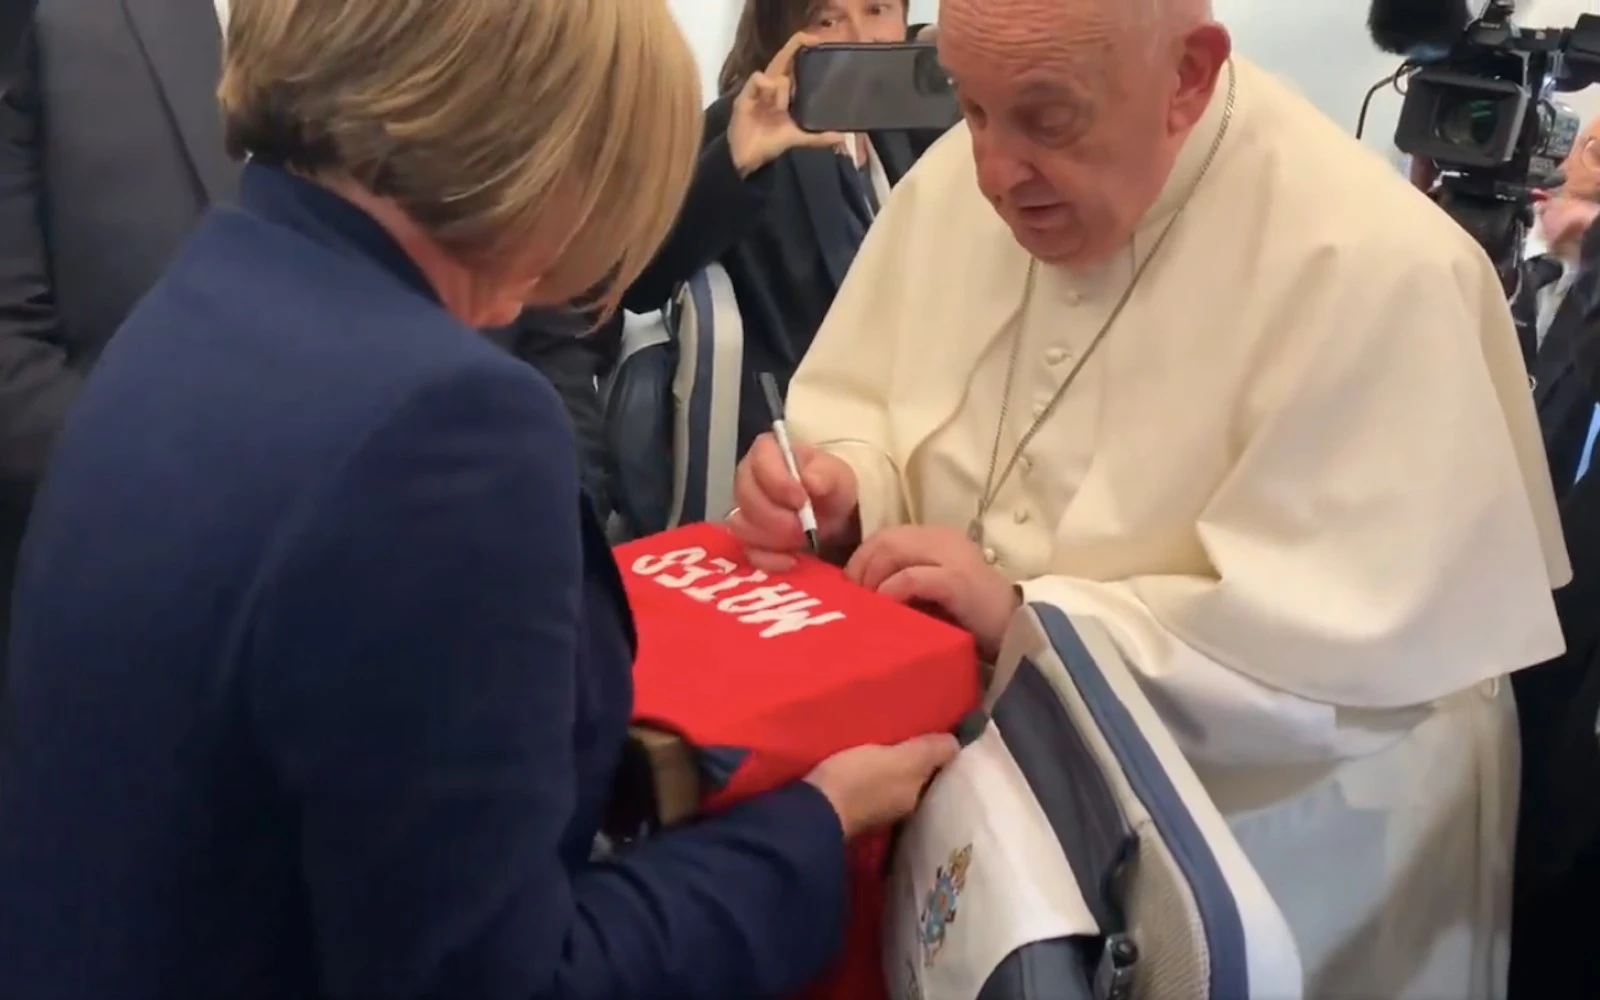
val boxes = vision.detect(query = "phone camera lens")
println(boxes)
[913,47,951,95]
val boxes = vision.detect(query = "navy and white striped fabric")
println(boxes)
[887,605,1302,1000]
[667,264,744,529]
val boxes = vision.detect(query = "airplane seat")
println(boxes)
[602,264,744,540]
[602,309,675,539]
[666,263,744,531]
[886,604,1303,1000]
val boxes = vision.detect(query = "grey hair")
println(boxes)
[1125,0,1213,59]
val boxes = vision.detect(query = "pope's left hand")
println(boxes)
[846,525,1019,659]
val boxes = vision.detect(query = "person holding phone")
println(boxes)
[624,0,949,461]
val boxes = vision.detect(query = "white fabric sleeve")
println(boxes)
[1020,575,1428,767]
[818,441,908,537]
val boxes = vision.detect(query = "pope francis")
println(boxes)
[728,0,1573,996]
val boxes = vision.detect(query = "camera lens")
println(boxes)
[913,47,951,95]
[1434,95,1504,153]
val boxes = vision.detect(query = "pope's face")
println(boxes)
[938,2,1221,268]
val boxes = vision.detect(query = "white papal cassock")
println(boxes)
[787,58,1571,999]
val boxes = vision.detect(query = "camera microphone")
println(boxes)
[1368,0,1474,58]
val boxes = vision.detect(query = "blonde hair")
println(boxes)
[219,0,703,316]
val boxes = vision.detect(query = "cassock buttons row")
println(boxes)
[1045,347,1069,365]
[983,547,1000,565]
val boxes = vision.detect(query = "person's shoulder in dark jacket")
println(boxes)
[0,172,849,1000]
[620,90,776,314]
[486,306,618,519]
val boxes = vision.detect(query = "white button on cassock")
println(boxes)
[983,547,999,565]
[1013,508,1029,524]
[1045,347,1067,365]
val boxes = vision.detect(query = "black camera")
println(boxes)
[1384,0,1600,272]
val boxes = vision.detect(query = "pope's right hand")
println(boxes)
[805,733,960,838]
[729,433,857,570]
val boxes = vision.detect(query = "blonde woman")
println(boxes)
[0,2,956,997]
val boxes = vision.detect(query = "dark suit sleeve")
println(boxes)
[905,125,947,161]
[621,95,775,313]
[1575,222,1600,397]
[489,310,614,519]
[246,363,847,1000]
[587,310,624,380]
[0,32,82,486]
[0,4,31,93]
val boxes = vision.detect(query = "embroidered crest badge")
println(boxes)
[917,844,973,966]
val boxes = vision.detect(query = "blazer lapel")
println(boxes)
[790,149,858,290]
[1536,293,1586,407]
[870,131,917,184]
[123,0,238,203]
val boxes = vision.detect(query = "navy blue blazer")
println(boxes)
[0,164,847,999]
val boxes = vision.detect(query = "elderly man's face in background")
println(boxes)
[1558,114,1600,202]
[938,0,1228,267]
[1532,113,1600,258]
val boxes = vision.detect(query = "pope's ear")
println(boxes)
[1170,23,1231,130]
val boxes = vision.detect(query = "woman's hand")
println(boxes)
[805,733,960,838]
[726,33,847,178]
[846,525,1021,660]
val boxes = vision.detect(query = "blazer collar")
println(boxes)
[123,0,239,202]
[870,130,917,184]
[237,163,440,305]
[791,148,860,291]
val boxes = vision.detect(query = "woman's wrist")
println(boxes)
[728,136,763,179]
[801,772,859,839]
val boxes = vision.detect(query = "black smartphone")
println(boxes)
[791,42,961,134]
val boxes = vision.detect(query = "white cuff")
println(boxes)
[823,442,907,538]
